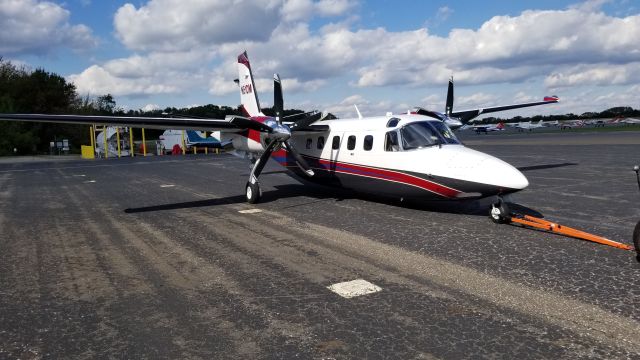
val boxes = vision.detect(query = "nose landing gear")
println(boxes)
[490,199,511,224]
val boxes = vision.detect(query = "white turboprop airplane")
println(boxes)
[0,52,559,213]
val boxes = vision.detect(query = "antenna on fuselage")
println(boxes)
[354,104,362,120]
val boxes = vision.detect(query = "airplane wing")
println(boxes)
[451,96,559,123]
[0,113,264,133]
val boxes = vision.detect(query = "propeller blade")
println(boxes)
[251,139,279,180]
[412,107,446,121]
[283,140,314,176]
[445,76,454,116]
[289,111,322,131]
[228,115,274,132]
[274,73,284,123]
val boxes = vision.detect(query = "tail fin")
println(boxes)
[497,122,504,130]
[186,130,204,142]
[237,51,262,117]
[445,76,454,116]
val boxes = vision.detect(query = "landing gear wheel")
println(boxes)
[245,181,261,204]
[633,220,640,262]
[490,200,511,224]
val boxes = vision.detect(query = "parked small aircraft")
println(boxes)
[0,52,558,209]
[515,120,545,131]
[622,118,640,125]
[158,130,230,154]
[471,122,505,134]
[560,120,585,129]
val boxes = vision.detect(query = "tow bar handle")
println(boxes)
[509,215,634,251]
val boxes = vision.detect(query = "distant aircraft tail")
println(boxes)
[497,122,505,130]
[237,51,262,117]
[186,130,206,142]
[185,130,229,148]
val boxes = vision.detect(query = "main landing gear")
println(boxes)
[245,180,261,204]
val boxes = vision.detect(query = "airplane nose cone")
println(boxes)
[501,164,529,190]
[444,147,529,193]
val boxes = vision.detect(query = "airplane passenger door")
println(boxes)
[329,132,343,173]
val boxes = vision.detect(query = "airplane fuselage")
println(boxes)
[224,114,528,201]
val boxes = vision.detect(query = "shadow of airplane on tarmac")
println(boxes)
[124,182,543,219]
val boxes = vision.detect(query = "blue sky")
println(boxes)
[2,0,639,118]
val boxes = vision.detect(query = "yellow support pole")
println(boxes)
[89,126,95,150]
[142,128,147,156]
[103,126,108,159]
[181,130,186,155]
[204,131,208,154]
[116,127,121,158]
[129,127,134,157]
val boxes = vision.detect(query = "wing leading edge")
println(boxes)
[0,113,265,133]
[452,96,559,123]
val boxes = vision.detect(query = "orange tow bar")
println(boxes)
[491,200,634,251]
[510,214,633,251]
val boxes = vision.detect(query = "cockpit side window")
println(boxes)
[385,131,400,152]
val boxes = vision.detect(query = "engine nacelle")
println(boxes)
[225,133,265,153]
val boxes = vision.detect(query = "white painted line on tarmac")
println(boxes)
[238,209,262,214]
[160,184,175,188]
[73,174,86,177]
[84,180,96,183]
[327,279,382,299]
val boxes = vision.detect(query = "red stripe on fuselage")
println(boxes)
[272,151,460,198]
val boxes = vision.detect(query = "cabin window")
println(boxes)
[386,117,400,128]
[317,136,325,149]
[347,135,356,150]
[306,138,312,149]
[332,136,340,149]
[363,135,373,151]
[385,131,399,152]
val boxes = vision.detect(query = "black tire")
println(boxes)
[490,200,511,224]
[633,220,640,259]
[245,181,261,204]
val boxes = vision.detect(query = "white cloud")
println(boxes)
[69,64,180,97]
[114,0,282,52]
[65,1,640,115]
[142,103,160,112]
[0,0,96,55]
[545,62,640,87]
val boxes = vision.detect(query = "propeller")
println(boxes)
[246,73,319,183]
[445,76,454,117]
[411,76,463,129]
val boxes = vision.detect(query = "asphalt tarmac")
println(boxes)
[1,130,639,359]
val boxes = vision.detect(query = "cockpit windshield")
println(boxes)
[398,121,460,150]
[429,121,460,144]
